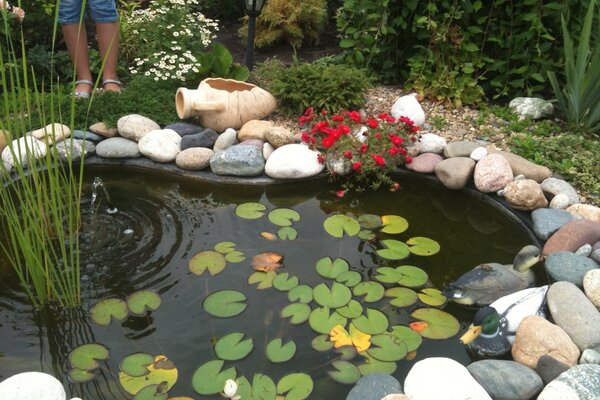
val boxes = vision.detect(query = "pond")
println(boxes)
[0,168,538,399]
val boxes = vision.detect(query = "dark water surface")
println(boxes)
[0,169,537,399]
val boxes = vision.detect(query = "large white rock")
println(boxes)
[404,357,492,400]
[264,144,324,179]
[31,123,71,145]
[417,133,446,154]
[138,129,181,163]
[1,136,48,167]
[509,97,554,120]
[391,93,426,126]
[0,371,81,400]
[117,114,161,142]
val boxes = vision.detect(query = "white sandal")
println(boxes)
[73,79,94,99]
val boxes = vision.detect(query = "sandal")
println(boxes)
[73,79,94,99]
[101,79,122,93]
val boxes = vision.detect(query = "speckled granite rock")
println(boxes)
[503,178,548,210]
[474,153,514,192]
[537,364,600,399]
[210,144,264,176]
[117,114,161,142]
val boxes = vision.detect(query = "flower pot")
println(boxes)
[175,78,277,132]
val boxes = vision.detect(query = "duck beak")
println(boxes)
[460,325,482,344]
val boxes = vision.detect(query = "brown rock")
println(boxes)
[543,219,600,256]
[512,315,580,368]
[175,147,213,171]
[434,157,476,190]
[474,153,514,192]
[31,123,70,144]
[90,122,118,138]
[238,120,274,142]
[264,126,295,148]
[503,179,549,210]
[567,204,600,224]
[490,149,552,182]
[405,152,443,173]
[0,129,9,153]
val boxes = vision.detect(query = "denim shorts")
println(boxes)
[58,0,118,24]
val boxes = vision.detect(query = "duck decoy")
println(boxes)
[441,245,543,306]
[460,285,548,357]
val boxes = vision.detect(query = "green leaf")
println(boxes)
[384,287,418,307]
[192,360,236,395]
[376,240,410,260]
[225,250,246,263]
[352,308,389,335]
[396,265,428,287]
[323,215,360,237]
[133,384,168,400]
[120,353,154,377]
[374,267,403,284]
[214,332,254,361]
[277,373,313,400]
[410,308,460,339]
[235,202,266,219]
[381,215,409,234]
[367,334,408,362]
[68,368,96,383]
[288,284,313,303]
[214,241,236,254]
[188,250,227,276]
[252,374,277,400]
[390,325,422,352]
[336,270,362,287]
[119,355,177,395]
[311,334,334,351]
[281,303,311,324]
[309,307,347,334]
[268,208,300,226]
[266,338,296,363]
[230,64,250,81]
[328,361,361,384]
[277,226,298,240]
[316,257,350,279]
[272,272,299,291]
[406,237,440,256]
[352,282,385,302]
[69,343,109,371]
[126,289,161,317]
[248,271,277,290]
[357,214,382,229]
[357,356,397,376]
[236,376,253,400]
[339,39,357,48]
[203,290,247,318]
[313,282,352,308]
[335,299,363,319]
[358,230,376,241]
[418,288,447,306]
[90,298,128,326]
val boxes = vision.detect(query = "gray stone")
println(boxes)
[474,153,514,192]
[263,142,274,160]
[536,354,571,384]
[346,373,402,400]
[545,251,599,287]
[434,157,476,190]
[239,139,264,152]
[1,136,47,167]
[210,145,264,176]
[537,364,600,400]
[138,129,181,163]
[180,129,218,150]
[405,152,443,173]
[509,97,554,120]
[592,242,600,264]
[576,244,593,257]
[547,281,600,351]
[467,360,543,400]
[326,157,353,176]
[54,139,95,162]
[443,141,481,158]
[580,348,600,365]
[264,144,325,179]
[213,128,238,151]
[72,130,105,143]
[390,93,425,126]
[175,147,213,170]
[470,146,487,161]
[117,114,161,142]
[2,161,11,175]
[164,122,204,136]
[416,133,446,154]
[89,121,118,138]
[531,208,575,241]
[541,177,580,206]
[549,193,570,209]
[583,269,600,309]
[95,137,141,159]
[490,149,552,183]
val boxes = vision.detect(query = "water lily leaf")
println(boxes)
[381,215,409,234]
[376,240,410,260]
[69,343,109,371]
[313,282,352,308]
[336,271,362,287]
[252,374,276,400]
[277,226,298,240]
[235,202,266,219]
[281,303,311,324]
[357,356,397,376]
[418,288,446,306]
[335,299,363,319]
[120,355,177,395]
[214,241,236,254]
[335,345,358,361]
[358,230,376,241]
[410,308,460,340]
[261,231,277,241]
[330,323,371,352]
[120,352,154,377]
[390,325,422,352]
[133,384,168,400]
[203,290,247,318]
[311,334,334,352]
[235,376,253,400]
[309,307,347,334]
[68,368,97,383]
[127,290,161,317]
[266,338,296,363]
[407,237,440,256]
[323,215,360,238]
[384,287,418,307]
[191,360,236,396]
[328,361,361,384]
[90,298,128,326]
[288,285,313,303]
[396,265,428,287]
[189,251,227,276]
[366,334,408,362]
[272,272,299,291]
[373,267,403,284]
[225,250,246,263]
[316,257,350,279]
[268,208,300,226]
[352,308,388,335]
[252,252,284,271]
[277,373,313,400]
[248,271,277,290]
[214,332,254,361]
[352,282,385,302]
[358,214,382,229]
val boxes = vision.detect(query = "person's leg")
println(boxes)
[89,0,120,92]
[59,0,93,95]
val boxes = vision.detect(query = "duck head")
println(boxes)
[460,306,501,344]
[513,245,544,273]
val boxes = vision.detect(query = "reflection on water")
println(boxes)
[0,169,536,399]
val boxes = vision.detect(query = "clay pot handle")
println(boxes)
[191,101,226,112]
[176,88,225,119]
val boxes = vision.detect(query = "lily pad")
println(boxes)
[376,240,410,261]
[335,299,363,319]
[381,215,409,234]
[311,334,334,352]
[358,230,376,241]
[309,307,347,334]
[374,267,404,284]
[133,384,168,400]
[68,368,97,383]
[248,271,277,290]
[335,345,358,361]
[316,257,350,280]
[328,361,361,385]
[225,250,246,263]
[69,343,109,371]
[277,373,313,400]
[127,290,162,317]
[336,271,362,287]
[120,352,155,377]
[418,288,446,306]
[288,285,313,303]
[266,338,296,363]
[390,325,423,352]
[214,332,254,361]
[188,250,226,276]
[357,214,383,229]
[352,308,389,335]
[277,226,298,240]
[323,215,360,238]
[313,282,352,308]
[272,272,299,291]
[352,282,385,302]
[384,287,418,307]
[252,374,276,400]
[358,356,397,376]
[366,334,408,362]
[396,265,428,287]
[235,202,266,219]
[235,376,253,400]
[203,290,247,318]
[90,298,128,326]
[251,252,284,271]
[119,355,178,396]
[214,241,236,254]
[191,360,236,396]
[407,236,440,256]
[268,208,300,226]
[281,303,311,324]
[410,308,460,340]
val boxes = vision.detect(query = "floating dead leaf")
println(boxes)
[261,232,277,241]
[252,252,284,271]
[405,351,417,361]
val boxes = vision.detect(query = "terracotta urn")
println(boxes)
[176,78,277,132]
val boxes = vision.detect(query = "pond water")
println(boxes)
[0,168,538,399]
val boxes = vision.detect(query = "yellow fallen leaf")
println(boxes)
[329,323,371,352]
[260,232,277,241]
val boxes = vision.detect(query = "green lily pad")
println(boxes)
[376,240,410,260]
[336,271,363,287]
[268,208,300,226]
[358,230,376,241]
[236,375,253,400]
[69,343,109,371]
[374,267,404,284]
[126,290,161,317]
[384,287,418,307]
[407,236,441,256]
[132,384,168,400]
[277,226,298,240]
[328,360,361,384]
[281,303,311,324]
[335,299,363,319]
[357,214,383,229]
[390,325,423,352]
[277,373,313,400]
[214,241,236,254]
[214,332,254,361]
[352,308,389,335]
[288,284,313,304]
[316,257,350,279]
[313,282,352,308]
[323,214,360,238]
[353,282,385,302]
[309,307,347,334]
[335,345,358,361]
[272,272,299,291]
[225,250,246,263]
[266,338,296,363]
[203,290,247,318]
[418,288,447,306]
[366,333,408,362]
[119,355,177,396]
[188,250,227,276]
[248,270,277,290]
[252,373,276,400]
[358,355,397,376]
[396,265,428,287]
[120,353,154,377]
[381,215,409,234]
[410,308,460,339]
[235,202,266,219]
[68,368,97,383]
[90,298,128,326]
[191,360,236,395]
[311,334,334,351]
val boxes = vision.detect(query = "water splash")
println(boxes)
[91,177,118,214]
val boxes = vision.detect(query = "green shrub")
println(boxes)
[198,0,244,21]
[249,57,287,89]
